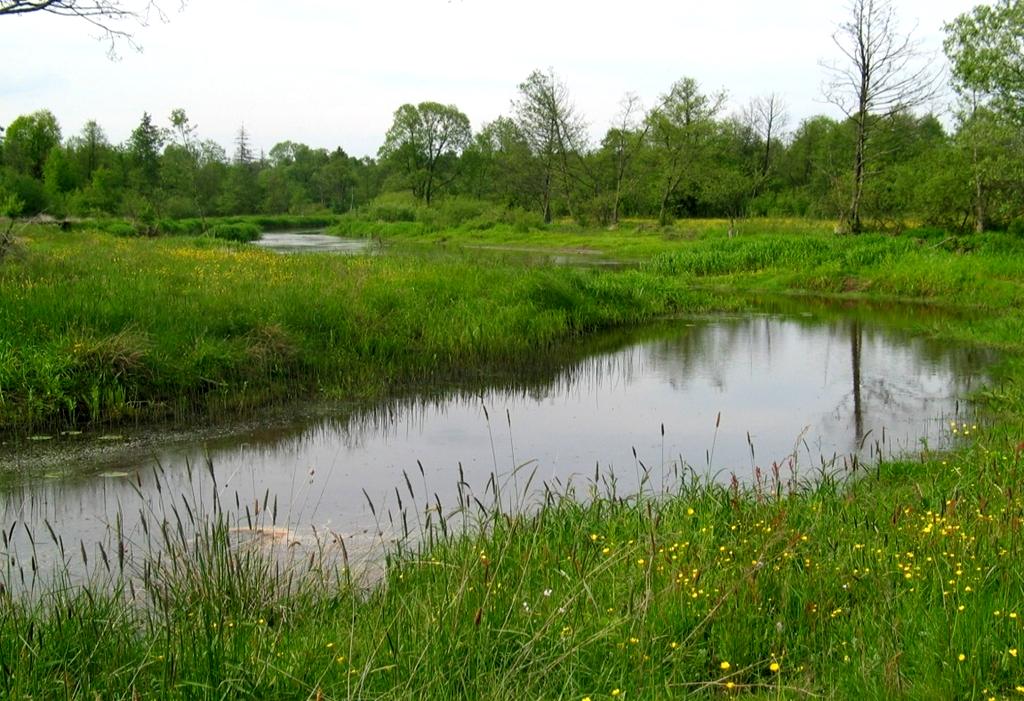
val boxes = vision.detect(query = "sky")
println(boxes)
[1,0,980,158]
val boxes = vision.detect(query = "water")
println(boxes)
[251,231,374,254]
[0,313,995,584]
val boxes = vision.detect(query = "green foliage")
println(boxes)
[945,0,1024,122]
[207,222,262,242]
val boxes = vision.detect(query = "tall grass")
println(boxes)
[0,229,696,433]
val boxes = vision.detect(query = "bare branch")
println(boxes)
[0,1,183,57]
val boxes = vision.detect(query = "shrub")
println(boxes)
[207,222,262,242]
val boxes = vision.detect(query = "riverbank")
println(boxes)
[2,221,1024,698]
[4,223,1024,435]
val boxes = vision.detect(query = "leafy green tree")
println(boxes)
[945,0,1024,123]
[775,115,853,217]
[220,125,261,214]
[945,1,1024,231]
[4,110,61,179]
[462,116,541,210]
[126,111,163,194]
[66,119,112,183]
[379,102,471,206]
[644,77,725,225]
[42,144,77,205]
[311,148,357,212]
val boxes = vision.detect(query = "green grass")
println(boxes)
[0,227,707,433]
[4,218,1024,698]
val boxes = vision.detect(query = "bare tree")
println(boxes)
[0,1,181,56]
[603,93,649,227]
[742,93,789,182]
[821,0,940,234]
[513,68,588,223]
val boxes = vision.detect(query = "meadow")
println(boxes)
[2,218,1024,698]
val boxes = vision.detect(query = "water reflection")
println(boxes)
[252,231,374,254]
[0,314,996,585]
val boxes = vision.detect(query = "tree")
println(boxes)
[0,1,183,56]
[742,93,789,183]
[162,108,209,223]
[378,102,471,206]
[221,124,261,214]
[601,93,649,227]
[4,110,61,179]
[645,77,725,225]
[945,0,1024,124]
[513,69,587,222]
[945,1,1024,231]
[66,119,111,182]
[126,111,163,194]
[462,116,539,209]
[821,0,940,234]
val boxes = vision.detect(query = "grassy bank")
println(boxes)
[5,223,1024,435]
[0,227,707,434]
[3,221,1024,698]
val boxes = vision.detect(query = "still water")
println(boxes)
[0,313,995,582]
[251,231,374,254]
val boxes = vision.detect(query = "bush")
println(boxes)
[207,222,262,242]
[367,192,419,223]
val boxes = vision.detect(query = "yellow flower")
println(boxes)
[958,653,966,662]
[725,682,736,689]
[582,697,592,701]
[611,690,621,697]
[1011,648,1019,657]
[769,661,780,672]
[720,661,731,670]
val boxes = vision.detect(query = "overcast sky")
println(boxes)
[1,0,979,158]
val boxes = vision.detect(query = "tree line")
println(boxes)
[1,0,1021,233]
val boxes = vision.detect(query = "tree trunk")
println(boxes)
[972,142,985,234]
[847,115,866,235]
[658,180,673,226]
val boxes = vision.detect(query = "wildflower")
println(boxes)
[769,661,780,672]
[611,689,621,697]
[582,697,592,701]
[958,653,966,662]
[726,681,736,689]
[720,661,731,670]
[1010,648,1018,657]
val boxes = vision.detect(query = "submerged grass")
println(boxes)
[3,219,1024,697]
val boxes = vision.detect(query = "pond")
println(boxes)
[251,230,374,254]
[0,311,996,586]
